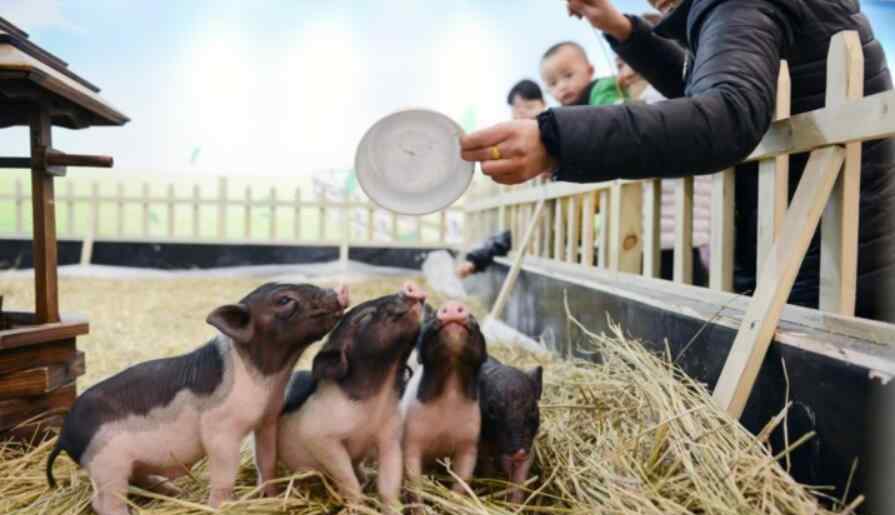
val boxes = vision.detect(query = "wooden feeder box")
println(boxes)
[0,17,128,440]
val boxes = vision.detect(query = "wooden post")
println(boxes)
[81,182,98,265]
[165,184,175,238]
[820,31,863,315]
[269,187,277,240]
[757,61,792,276]
[543,198,554,258]
[565,196,579,263]
[390,211,398,242]
[293,188,302,240]
[217,177,228,239]
[319,191,327,240]
[192,184,201,238]
[14,178,24,235]
[609,181,643,273]
[710,169,736,291]
[673,177,694,284]
[488,199,546,321]
[116,183,125,237]
[597,190,610,268]
[29,106,59,323]
[553,199,565,262]
[339,191,349,266]
[713,145,845,417]
[643,179,661,278]
[439,210,447,244]
[142,183,151,237]
[367,205,375,241]
[581,192,596,267]
[65,180,75,237]
[244,186,253,239]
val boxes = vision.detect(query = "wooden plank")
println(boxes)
[14,177,24,234]
[489,199,546,320]
[747,88,895,162]
[439,210,447,243]
[713,145,845,418]
[543,198,553,258]
[642,179,661,278]
[141,182,150,237]
[464,179,618,212]
[319,191,327,240]
[166,184,176,238]
[757,61,791,277]
[29,106,59,324]
[0,317,88,351]
[293,188,302,240]
[553,199,565,261]
[0,382,76,431]
[820,31,863,316]
[0,351,84,400]
[597,190,610,268]
[244,186,252,239]
[81,181,98,265]
[608,182,643,273]
[710,169,736,291]
[192,184,201,238]
[64,180,74,237]
[581,192,596,267]
[390,211,398,242]
[217,177,227,239]
[266,188,276,240]
[673,177,693,284]
[565,196,579,263]
[0,339,75,376]
[116,182,125,236]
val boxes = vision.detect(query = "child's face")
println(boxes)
[510,96,546,120]
[540,45,594,106]
[616,57,639,90]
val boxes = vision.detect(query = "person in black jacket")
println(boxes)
[460,0,895,322]
[456,230,512,278]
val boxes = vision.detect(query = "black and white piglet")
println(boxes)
[46,282,349,515]
[400,301,487,495]
[477,357,543,503]
[277,281,427,511]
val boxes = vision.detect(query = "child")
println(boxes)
[540,41,623,106]
[507,79,547,120]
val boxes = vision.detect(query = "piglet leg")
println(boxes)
[450,443,478,494]
[204,433,243,508]
[402,442,424,509]
[253,418,279,496]
[91,477,130,515]
[508,455,534,504]
[308,439,362,505]
[132,474,183,497]
[376,435,403,513]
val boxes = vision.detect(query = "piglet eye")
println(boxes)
[277,297,291,306]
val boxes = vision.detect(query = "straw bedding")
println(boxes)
[0,275,857,514]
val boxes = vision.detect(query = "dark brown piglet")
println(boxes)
[45,282,349,515]
[477,356,543,503]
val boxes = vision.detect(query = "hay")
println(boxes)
[0,275,854,514]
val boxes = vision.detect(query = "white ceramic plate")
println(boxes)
[355,108,474,215]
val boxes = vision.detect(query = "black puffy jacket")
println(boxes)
[541,0,894,321]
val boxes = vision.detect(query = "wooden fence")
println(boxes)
[463,31,895,417]
[1,176,464,248]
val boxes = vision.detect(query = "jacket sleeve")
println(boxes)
[550,0,791,183]
[465,230,512,272]
[608,15,687,99]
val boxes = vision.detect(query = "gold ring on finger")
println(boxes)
[490,145,502,160]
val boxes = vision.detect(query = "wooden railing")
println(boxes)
[1,176,464,248]
[463,31,895,418]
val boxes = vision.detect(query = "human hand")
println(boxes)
[566,0,632,41]
[459,120,557,186]
[456,261,475,279]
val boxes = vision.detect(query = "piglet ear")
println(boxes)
[312,337,351,381]
[529,366,544,399]
[207,304,254,344]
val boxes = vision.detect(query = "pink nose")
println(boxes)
[400,281,427,302]
[511,449,528,462]
[335,285,350,309]
[437,301,468,323]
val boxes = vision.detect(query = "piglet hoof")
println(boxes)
[509,488,525,504]
[208,487,233,508]
[450,482,469,495]
[133,474,182,497]
[261,482,284,498]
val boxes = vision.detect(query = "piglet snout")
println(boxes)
[335,285,350,309]
[511,449,528,462]
[437,301,469,324]
[400,281,427,302]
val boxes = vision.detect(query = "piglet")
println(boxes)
[477,357,543,503]
[400,301,487,498]
[277,281,427,511]
[46,282,349,515]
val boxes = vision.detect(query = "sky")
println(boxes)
[1,0,893,178]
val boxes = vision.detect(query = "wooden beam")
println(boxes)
[673,177,693,284]
[608,181,643,273]
[29,106,59,323]
[642,179,661,278]
[553,198,565,262]
[597,190,610,268]
[464,179,620,212]
[820,31,863,315]
[710,169,735,291]
[712,145,845,418]
[747,88,895,162]
[757,61,791,277]
[0,351,84,400]
[565,196,579,263]
[581,192,596,267]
